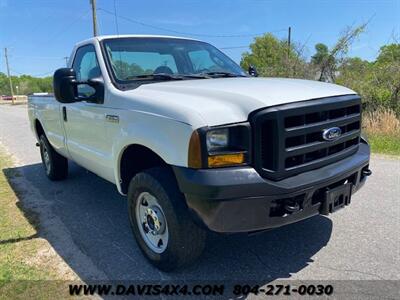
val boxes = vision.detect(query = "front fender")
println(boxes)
[110,111,194,194]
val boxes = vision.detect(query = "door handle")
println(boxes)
[106,114,119,123]
[62,106,67,122]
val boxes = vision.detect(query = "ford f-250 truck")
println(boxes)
[28,35,371,271]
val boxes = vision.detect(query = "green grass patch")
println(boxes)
[366,134,400,156]
[0,150,68,298]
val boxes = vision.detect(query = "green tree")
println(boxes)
[335,43,400,114]
[0,72,53,96]
[376,44,400,63]
[311,43,330,64]
[373,44,400,113]
[336,57,374,107]
[240,33,307,78]
[311,43,335,81]
[311,24,366,82]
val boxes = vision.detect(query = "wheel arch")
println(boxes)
[34,119,45,140]
[117,144,172,194]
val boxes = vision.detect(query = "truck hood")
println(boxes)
[128,77,356,128]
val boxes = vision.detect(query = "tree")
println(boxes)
[335,43,400,115]
[376,44,400,63]
[311,43,329,64]
[311,23,367,82]
[311,43,335,81]
[0,72,53,95]
[373,44,400,113]
[336,57,373,107]
[240,33,308,78]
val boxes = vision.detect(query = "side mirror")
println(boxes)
[248,65,259,77]
[53,68,105,104]
[86,77,104,104]
[53,68,77,103]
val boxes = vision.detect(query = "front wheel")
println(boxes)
[127,167,206,271]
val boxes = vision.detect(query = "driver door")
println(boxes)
[62,44,114,182]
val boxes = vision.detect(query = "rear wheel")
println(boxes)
[127,167,206,271]
[39,135,68,180]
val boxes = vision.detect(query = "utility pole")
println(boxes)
[4,48,15,105]
[287,26,291,57]
[287,26,292,77]
[90,0,98,37]
[64,56,69,66]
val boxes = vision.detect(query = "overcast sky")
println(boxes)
[0,0,399,77]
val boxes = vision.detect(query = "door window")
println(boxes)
[72,45,101,97]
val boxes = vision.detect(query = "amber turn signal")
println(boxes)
[208,153,245,167]
[188,130,202,168]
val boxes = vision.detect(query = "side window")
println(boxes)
[72,45,101,97]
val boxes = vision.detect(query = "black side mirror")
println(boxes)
[86,77,104,104]
[53,68,104,104]
[53,68,77,103]
[248,65,259,77]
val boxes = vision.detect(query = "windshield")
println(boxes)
[102,37,246,83]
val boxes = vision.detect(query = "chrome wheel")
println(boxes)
[135,192,169,253]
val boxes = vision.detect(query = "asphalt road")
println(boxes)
[0,105,399,289]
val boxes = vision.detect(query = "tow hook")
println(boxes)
[284,200,301,213]
[362,169,372,177]
[35,142,40,147]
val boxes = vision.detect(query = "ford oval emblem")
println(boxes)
[322,127,342,141]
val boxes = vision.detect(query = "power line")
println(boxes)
[220,45,249,50]
[11,68,53,77]
[10,55,65,60]
[3,8,88,77]
[98,7,286,38]
[45,9,91,44]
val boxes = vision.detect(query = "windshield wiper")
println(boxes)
[124,73,211,81]
[124,73,184,81]
[198,71,247,78]
[124,72,245,81]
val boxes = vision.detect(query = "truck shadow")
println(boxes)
[3,162,332,283]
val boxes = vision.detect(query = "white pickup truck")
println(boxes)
[28,35,371,271]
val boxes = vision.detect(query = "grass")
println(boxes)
[363,109,400,156]
[365,134,400,156]
[0,149,71,299]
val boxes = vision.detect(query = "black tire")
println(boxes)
[127,166,206,271]
[39,134,68,181]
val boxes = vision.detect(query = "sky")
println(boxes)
[0,0,399,77]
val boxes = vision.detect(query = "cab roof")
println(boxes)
[78,34,200,45]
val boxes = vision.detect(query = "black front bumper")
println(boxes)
[173,143,370,233]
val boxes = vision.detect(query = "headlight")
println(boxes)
[206,128,229,152]
[188,123,251,168]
